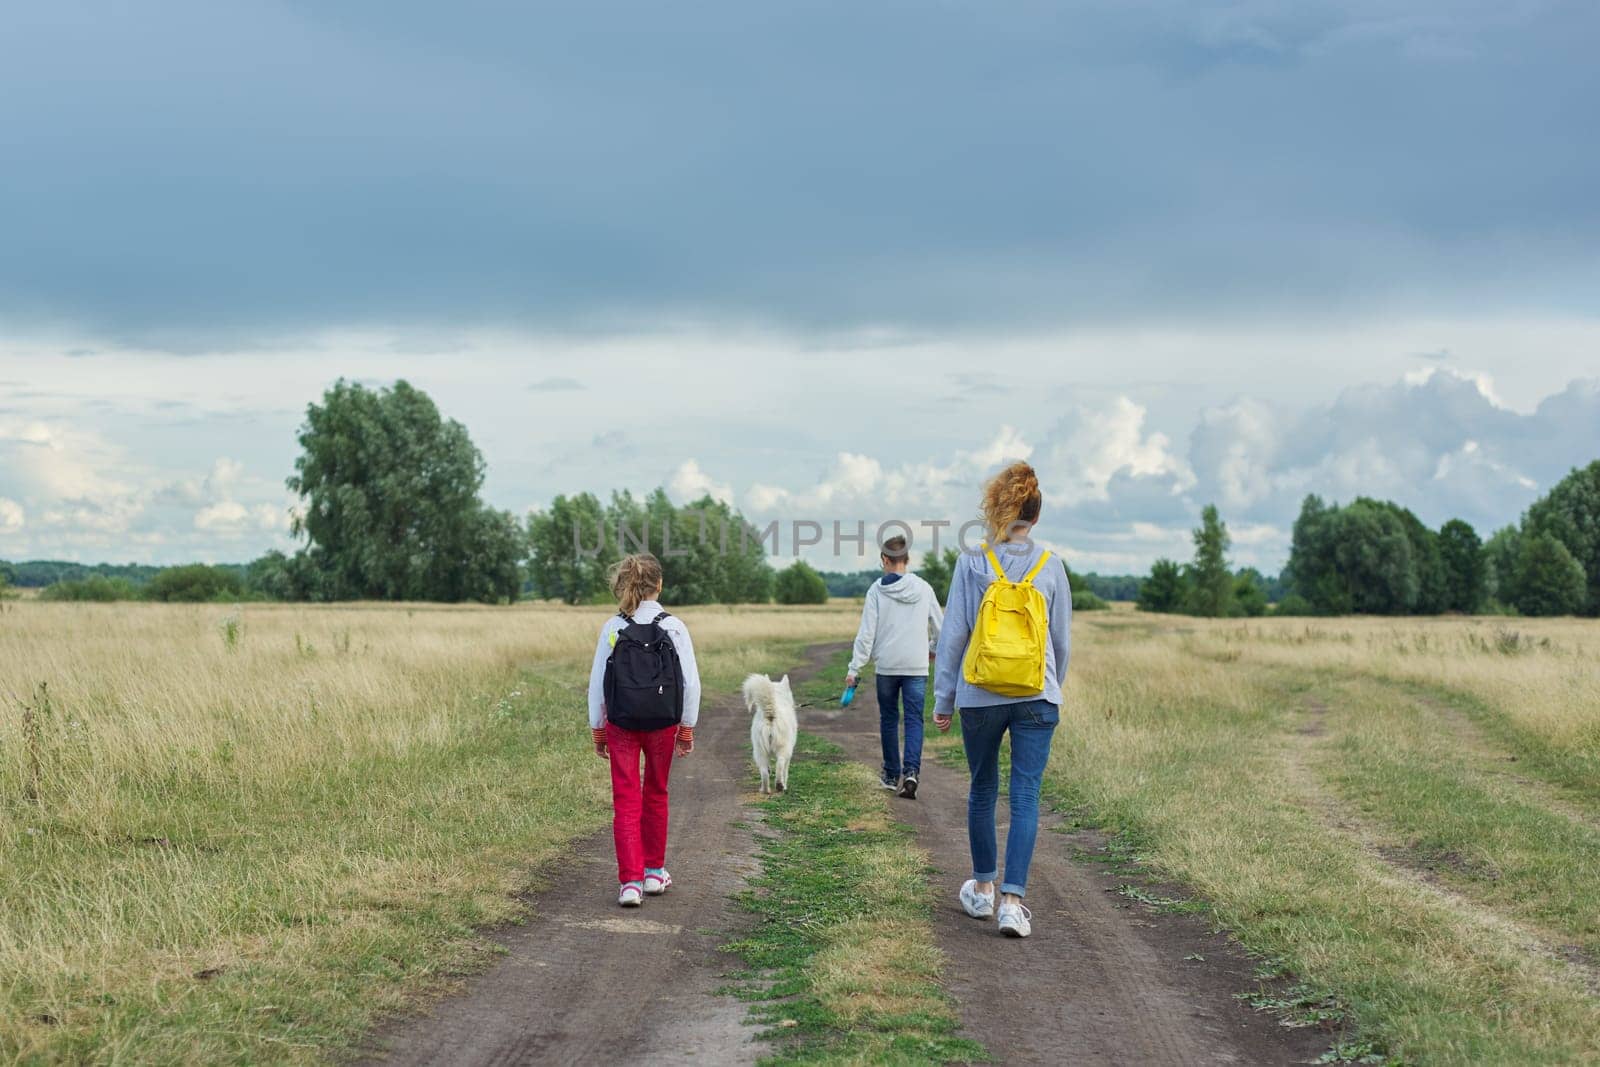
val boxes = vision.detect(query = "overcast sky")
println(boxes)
[2,1,1597,573]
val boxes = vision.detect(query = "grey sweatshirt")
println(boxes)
[932,541,1071,714]
[848,571,944,677]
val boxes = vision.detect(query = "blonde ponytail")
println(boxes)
[980,462,1042,543]
[609,553,664,617]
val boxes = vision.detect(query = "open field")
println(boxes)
[4,600,1599,1064]
[1046,610,1600,1065]
[0,600,857,1064]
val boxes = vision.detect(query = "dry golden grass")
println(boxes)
[1205,613,1597,723]
[0,599,856,1065]
[1045,610,1600,1064]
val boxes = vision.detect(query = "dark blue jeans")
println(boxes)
[959,699,1059,897]
[875,674,926,779]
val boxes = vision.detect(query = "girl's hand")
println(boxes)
[933,713,953,734]
[592,726,609,760]
[675,725,695,756]
[594,741,608,759]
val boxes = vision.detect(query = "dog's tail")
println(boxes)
[742,673,777,722]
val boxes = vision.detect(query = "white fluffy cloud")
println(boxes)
[1182,368,1598,543]
[194,500,287,536]
[1042,397,1193,506]
[668,458,734,506]
[745,428,1032,518]
[682,370,1600,573]
[0,424,294,559]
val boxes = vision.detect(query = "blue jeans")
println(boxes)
[960,699,1059,897]
[875,674,926,779]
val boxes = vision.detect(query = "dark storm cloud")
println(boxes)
[0,1,1596,345]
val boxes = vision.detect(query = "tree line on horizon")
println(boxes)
[1135,460,1600,618]
[8,380,829,608]
[8,379,1597,617]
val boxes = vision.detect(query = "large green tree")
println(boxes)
[526,489,772,605]
[1334,499,1417,614]
[1285,495,1349,614]
[286,379,522,603]
[1522,460,1600,615]
[1512,533,1587,617]
[1437,518,1486,614]
[1368,499,1444,614]
[1185,504,1233,617]
[1287,495,1427,615]
[526,492,615,604]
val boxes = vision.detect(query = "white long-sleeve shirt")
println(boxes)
[586,600,702,729]
[848,572,944,677]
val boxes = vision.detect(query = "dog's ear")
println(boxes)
[780,674,790,688]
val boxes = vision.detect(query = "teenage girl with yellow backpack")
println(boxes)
[932,461,1071,938]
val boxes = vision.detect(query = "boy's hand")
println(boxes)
[844,674,857,689]
[592,726,609,760]
[675,725,695,756]
[933,713,953,734]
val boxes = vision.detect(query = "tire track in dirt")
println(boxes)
[1406,688,1600,834]
[1286,697,1600,996]
[805,667,1333,1067]
[359,643,842,1067]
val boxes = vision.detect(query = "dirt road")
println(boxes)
[803,652,1335,1067]
[361,644,839,1067]
[365,642,1333,1065]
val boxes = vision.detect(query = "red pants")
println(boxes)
[606,722,678,884]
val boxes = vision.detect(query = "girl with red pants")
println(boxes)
[587,553,700,907]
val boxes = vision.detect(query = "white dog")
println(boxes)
[743,673,797,794]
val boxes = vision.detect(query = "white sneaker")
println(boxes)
[644,870,672,895]
[618,883,644,907]
[997,900,1032,938]
[959,879,996,919]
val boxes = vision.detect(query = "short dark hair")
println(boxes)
[881,535,908,559]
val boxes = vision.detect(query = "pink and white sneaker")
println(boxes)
[618,882,644,907]
[644,869,673,895]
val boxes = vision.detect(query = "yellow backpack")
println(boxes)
[961,546,1052,696]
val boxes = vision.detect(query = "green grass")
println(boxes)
[723,730,985,1065]
[1041,617,1600,1065]
[1316,676,1600,958]
[2,639,813,1066]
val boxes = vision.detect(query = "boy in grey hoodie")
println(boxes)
[845,536,944,798]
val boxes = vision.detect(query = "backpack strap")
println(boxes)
[1021,550,1052,585]
[984,546,1006,580]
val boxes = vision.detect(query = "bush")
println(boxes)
[39,576,141,602]
[774,560,829,605]
[1272,594,1316,617]
[1071,588,1108,611]
[146,564,244,603]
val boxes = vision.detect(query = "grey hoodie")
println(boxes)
[848,571,944,677]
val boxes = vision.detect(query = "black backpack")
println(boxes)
[603,610,684,731]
